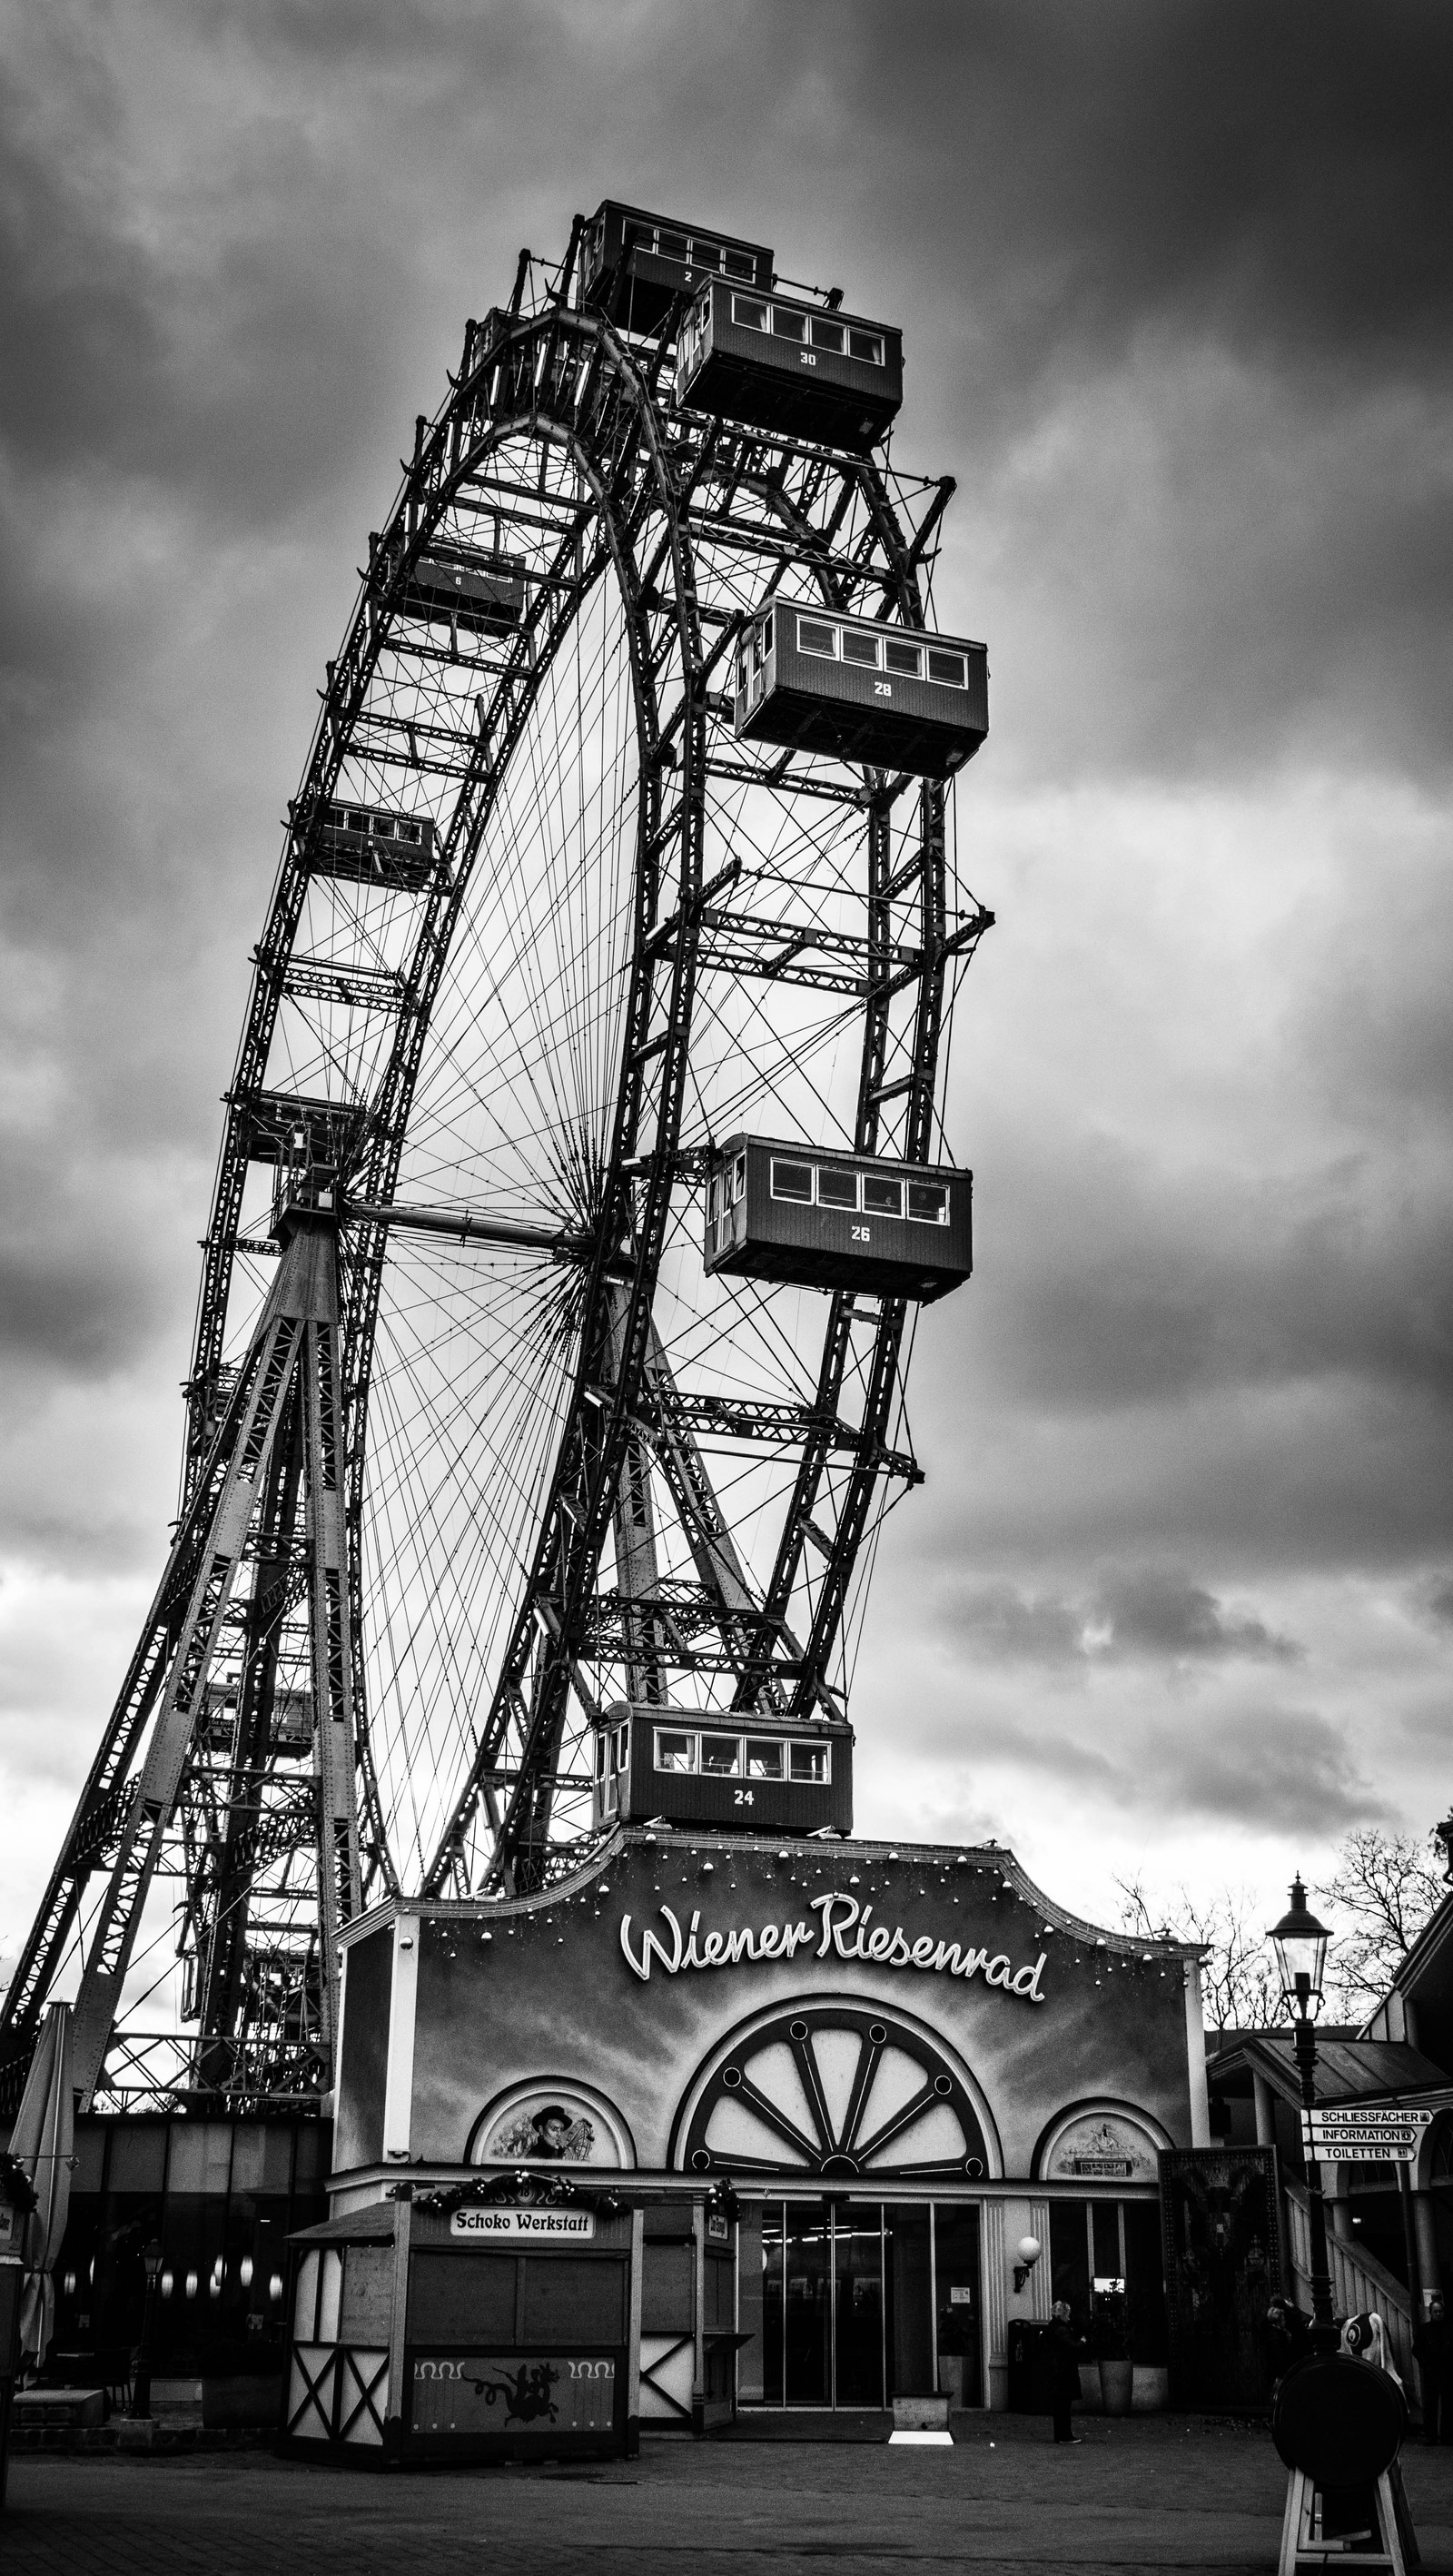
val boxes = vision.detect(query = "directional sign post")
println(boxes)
[1300,2106,1433,2164]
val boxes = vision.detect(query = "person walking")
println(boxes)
[1413,2290,1453,2444]
[1048,2299,1084,2444]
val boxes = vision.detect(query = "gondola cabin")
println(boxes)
[676,282,903,452]
[581,200,774,337]
[297,798,439,891]
[591,1703,854,1838]
[381,540,525,639]
[703,1135,972,1303]
[735,599,988,779]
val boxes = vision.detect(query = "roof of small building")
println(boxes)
[1209,2031,1449,2105]
[291,2198,396,2245]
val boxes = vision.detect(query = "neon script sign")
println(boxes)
[619,1889,1047,2002]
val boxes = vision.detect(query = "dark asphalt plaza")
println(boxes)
[6,2421,1453,2576]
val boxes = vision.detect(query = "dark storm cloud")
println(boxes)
[975,1140,1453,1415]
[939,1566,1301,1669]
[1142,1705,1391,1838]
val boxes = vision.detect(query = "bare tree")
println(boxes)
[1117,1876,1280,2038]
[1314,1828,1446,2020]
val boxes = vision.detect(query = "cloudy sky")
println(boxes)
[1,0,1449,1971]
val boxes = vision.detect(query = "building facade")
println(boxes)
[311,1824,1208,2442]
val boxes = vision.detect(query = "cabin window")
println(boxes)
[707,1175,719,1225]
[734,1152,746,1201]
[811,317,845,353]
[595,1734,608,1782]
[615,1722,630,1770]
[771,305,808,342]
[733,294,768,332]
[863,1174,903,1218]
[760,609,773,657]
[927,649,967,689]
[849,330,885,366]
[400,820,422,843]
[746,1739,785,1778]
[907,1182,949,1225]
[372,816,394,838]
[885,639,922,678]
[724,248,755,281]
[624,223,653,253]
[658,231,688,262]
[687,236,720,269]
[655,1729,697,1773]
[843,629,879,668]
[770,1159,814,1204]
[701,1734,742,1777]
[347,809,368,833]
[798,618,837,659]
[816,1166,858,1211]
[789,1742,831,1784]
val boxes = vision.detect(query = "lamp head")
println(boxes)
[1013,2234,1041,2293]
[1435,1812,1453,1887]
[142,2237,163,2284]
[1268,1875,1331,2012]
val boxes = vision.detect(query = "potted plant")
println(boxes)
[1093,2291,1133,2416]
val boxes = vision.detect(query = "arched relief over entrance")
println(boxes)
[465,2078,636,2169]
[670,1995,1003,2181]
[1031,2098,1171,2185]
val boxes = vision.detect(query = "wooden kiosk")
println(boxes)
[284,2173,642,2462]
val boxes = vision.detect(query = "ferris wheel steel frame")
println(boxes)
[0,221,992,2116]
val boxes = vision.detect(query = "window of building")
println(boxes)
[770,1159,814,1204]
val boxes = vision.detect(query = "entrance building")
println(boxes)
[292,1817,1211,2452]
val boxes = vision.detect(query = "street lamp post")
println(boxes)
[1268,1876,1339,2355]
[127,2238,164,2421]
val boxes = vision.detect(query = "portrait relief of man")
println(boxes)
[488,2099,598,2162]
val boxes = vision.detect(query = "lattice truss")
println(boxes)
[0,228,992,2114]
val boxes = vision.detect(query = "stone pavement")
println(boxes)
[6,2415,1453,2574]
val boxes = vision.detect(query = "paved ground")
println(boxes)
[5,2417,1453,2574]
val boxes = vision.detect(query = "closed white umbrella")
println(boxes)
[9,2003,74,2373]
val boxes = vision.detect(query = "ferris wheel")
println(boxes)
[0,203,992,2115]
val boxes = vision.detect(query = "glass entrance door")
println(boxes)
[834,2204,885,2405]
[760,2200,886,2406]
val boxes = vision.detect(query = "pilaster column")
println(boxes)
[982,2200,1007,2412]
